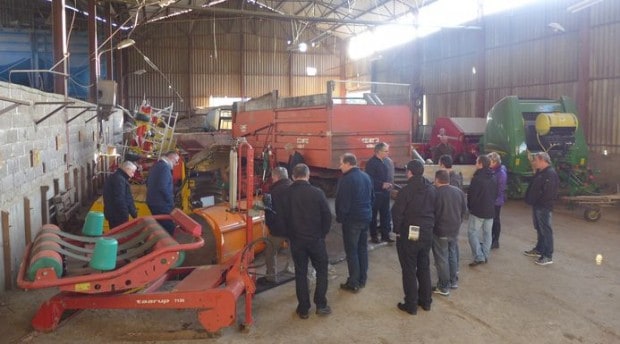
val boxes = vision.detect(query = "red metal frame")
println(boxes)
[17,142,259,334]
[17,210,203,293]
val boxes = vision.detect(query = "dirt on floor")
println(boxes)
[1,200,619,344]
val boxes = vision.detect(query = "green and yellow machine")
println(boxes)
[482,96,596,198]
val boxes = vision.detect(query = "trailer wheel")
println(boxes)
[583,207,601,222]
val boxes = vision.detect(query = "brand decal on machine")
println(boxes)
[240,124,247,133]
[361,137,380,148]
[136,298,186,305]
[296,137,309,148]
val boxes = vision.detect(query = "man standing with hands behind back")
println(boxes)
[336,153,373,293]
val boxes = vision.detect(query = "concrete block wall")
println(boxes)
[0,81,120,292]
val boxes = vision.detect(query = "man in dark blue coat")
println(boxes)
[335,153,373,292]
[284,163,332,319]
[391,159,436,315]
[103,161,138,229]
[467,155,498,266]
[146,151,179,235]
[365,142,393,243]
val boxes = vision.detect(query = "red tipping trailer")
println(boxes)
[232,81,412,188]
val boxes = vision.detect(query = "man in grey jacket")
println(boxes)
[431,170,467,296]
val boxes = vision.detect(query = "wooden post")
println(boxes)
[64,171,70,192]
[2,210,11,290]
[53,178,60,196]
[23,197,32,246]
[81,166,87,206]
[86,162,93,201]
[41,185,50,224]
[73,167,79,203]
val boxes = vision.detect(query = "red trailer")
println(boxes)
[232,81,412,190]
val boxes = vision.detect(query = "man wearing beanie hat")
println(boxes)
[391,159,436,315]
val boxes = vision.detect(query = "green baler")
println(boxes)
[482,96,595,198]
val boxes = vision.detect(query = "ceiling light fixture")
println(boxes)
[548,22,566,33]
[298,42,308,53]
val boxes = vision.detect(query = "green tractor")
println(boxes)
[481,96,597,199]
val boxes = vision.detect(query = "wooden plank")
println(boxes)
[23,197,32,246]
[41,185,49,224]
[2,210,11,290]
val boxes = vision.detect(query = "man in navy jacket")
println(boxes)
[103,161,138,229]
[146,151,179,235]
[335,153,373,292]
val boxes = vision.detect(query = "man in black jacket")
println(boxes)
[335,153,374,292]
[467,155,497,267]
[103,161,138,229]
[365,142,393,243]
[263,166,292,283]
[391,159,436,315]
[284,163,333,319]
[432,169,467,296]
[523,152,559,266]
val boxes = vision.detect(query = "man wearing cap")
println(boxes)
[391,159,436,315]
[103,161,138,229]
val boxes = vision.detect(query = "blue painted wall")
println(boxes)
[0,28,103,100]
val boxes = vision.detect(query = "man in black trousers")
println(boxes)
[284,163,333,319]
[391,159,436,315]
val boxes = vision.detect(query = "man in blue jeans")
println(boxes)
[524,152,559,266]
[467,155,497,267]
[335,153,374,293]
[431,170,467,296]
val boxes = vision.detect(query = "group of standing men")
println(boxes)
[102,151,180,236]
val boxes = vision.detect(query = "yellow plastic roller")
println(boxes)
[535,112,578,135]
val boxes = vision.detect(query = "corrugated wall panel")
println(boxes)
[191,74,241,100]
[244,51,290,75]
[244,75,289,98]
[591,22,620,79]
[546,33,579,84]
[589,80,620,154]
[192,50,241,74]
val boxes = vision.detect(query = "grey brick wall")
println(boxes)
[0,81,120,292]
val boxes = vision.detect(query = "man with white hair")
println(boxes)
[103,161,138,229]
[524,152,559,266]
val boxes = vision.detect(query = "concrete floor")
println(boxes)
[2,200,619,343]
